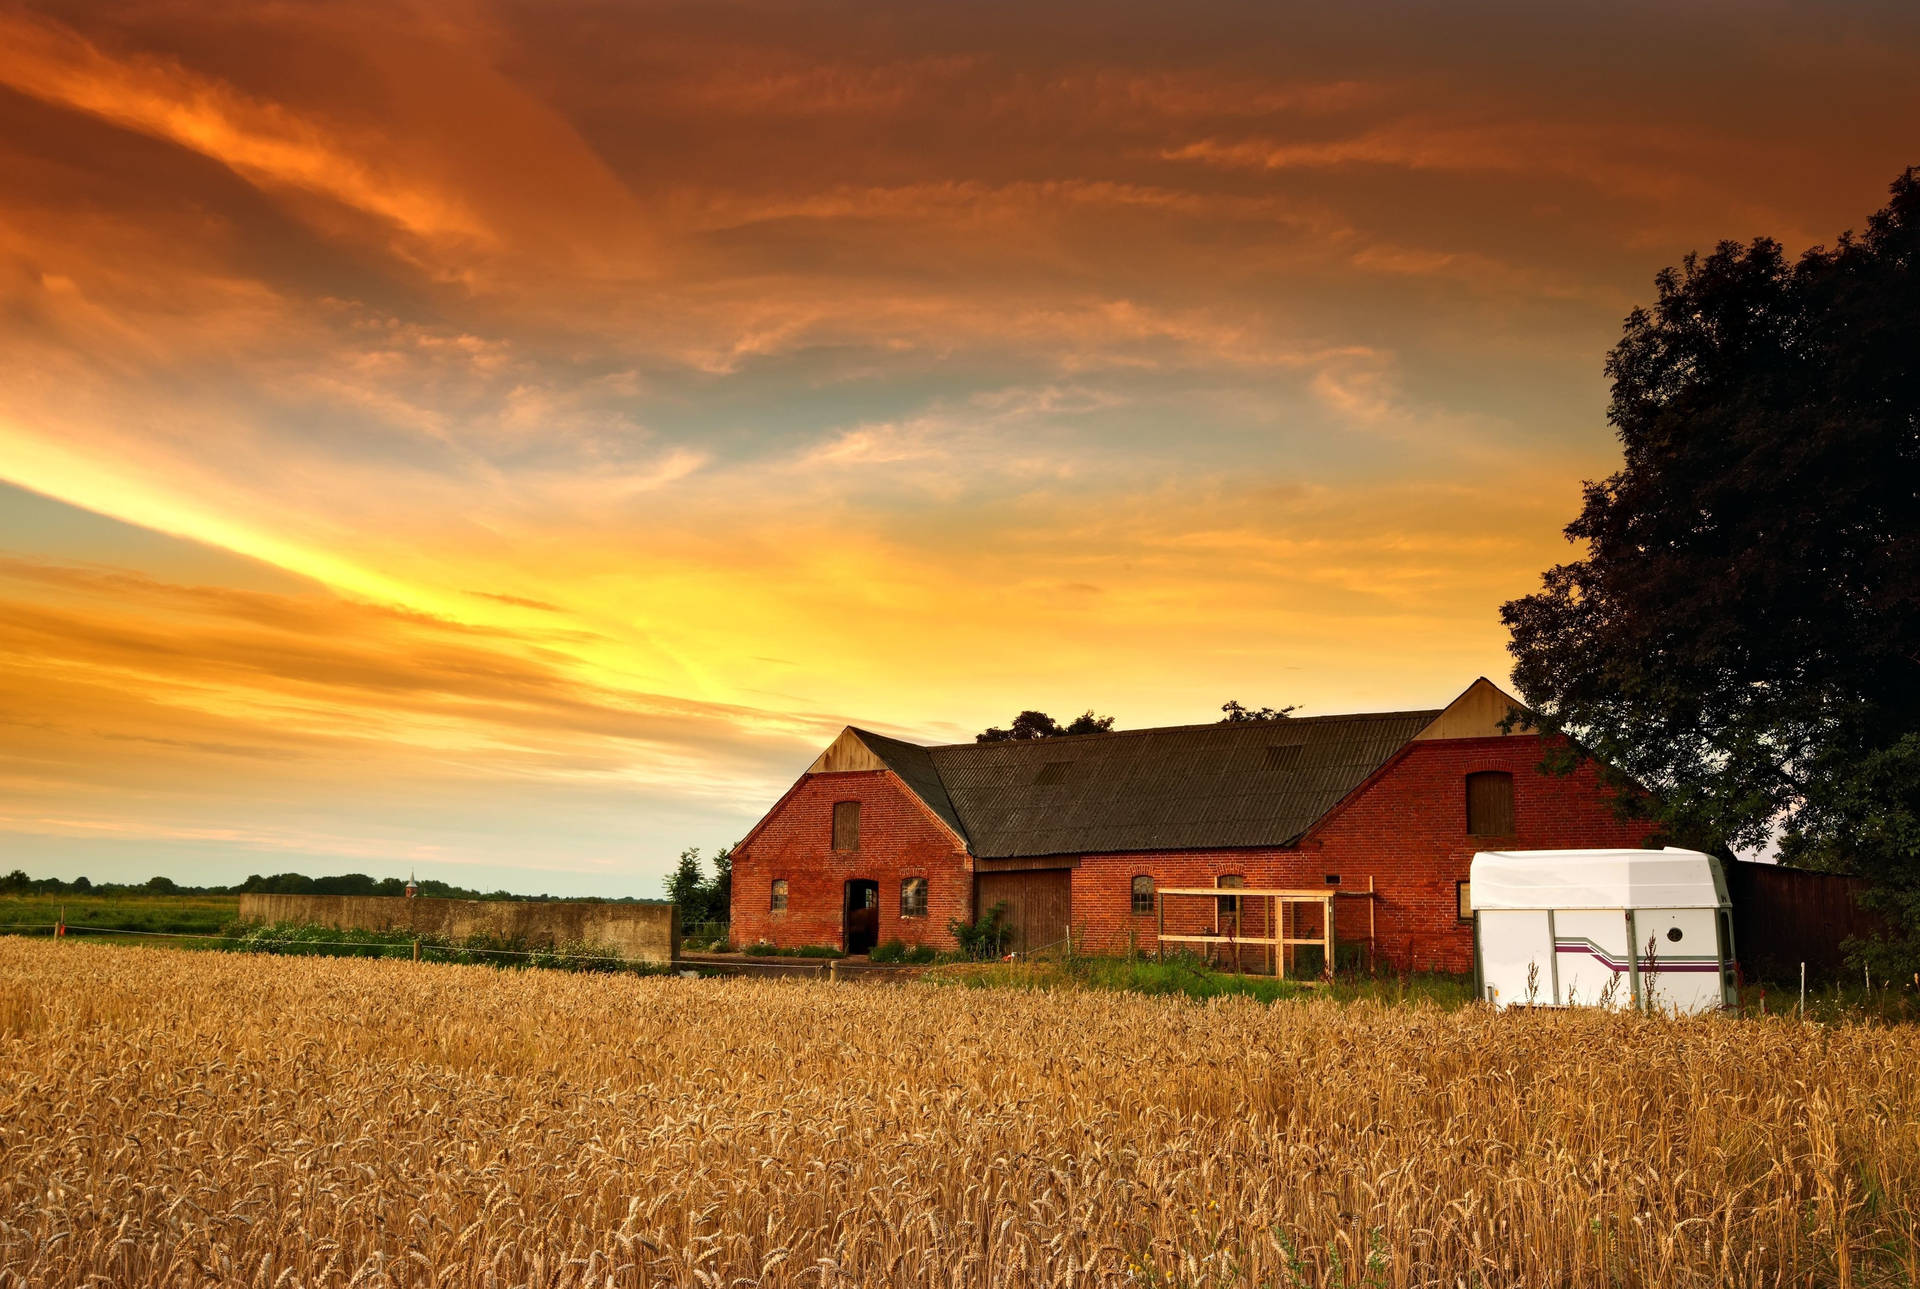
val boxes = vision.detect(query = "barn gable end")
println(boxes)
[1411,677,1533,741]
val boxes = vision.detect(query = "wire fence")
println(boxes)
[0,922,878,974]
[0,921,661,966]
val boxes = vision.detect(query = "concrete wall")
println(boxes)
[236,894,678,964]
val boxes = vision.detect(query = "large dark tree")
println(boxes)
[976,710,1115,742]
[1502,168,1920,964]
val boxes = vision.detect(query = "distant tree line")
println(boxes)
[975,700,1294,742]
[0,869,659,903]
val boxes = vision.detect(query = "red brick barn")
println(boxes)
[728,679,1654,972]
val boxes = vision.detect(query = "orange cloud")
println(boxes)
[0,10,487,241]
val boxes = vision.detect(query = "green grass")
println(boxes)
[1730,974,1920,1024]
[929,953,1477,1007]
[935,954,1920,1020]
[0,892,240,939]
[0,901,676,977]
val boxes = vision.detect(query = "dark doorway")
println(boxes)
[844,879,880,954]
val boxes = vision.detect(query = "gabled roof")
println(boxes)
[841,727,968,842]
[927,710,1438,857]
[792,679,1531,860]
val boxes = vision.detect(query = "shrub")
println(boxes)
[949,903,1013,961]
[870,940,938,964]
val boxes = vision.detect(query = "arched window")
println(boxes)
[1216,873,1245,922]
[900,877,928,918]
[1131,875,1155,916]
[1466,771,1515,836]
[769,879,789,914]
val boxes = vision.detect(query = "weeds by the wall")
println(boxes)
[215,920,665,974]
[869,939,939,964]
[739,940,844,959]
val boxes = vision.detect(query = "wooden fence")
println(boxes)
[1726,861,1885,983]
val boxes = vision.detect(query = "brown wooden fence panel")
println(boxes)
[975,870,1071,953]
[1725,861,1885,983]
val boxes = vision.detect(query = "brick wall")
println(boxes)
[1069,736,1654,972]
[730,770,972,951]
[733,736,1653,967]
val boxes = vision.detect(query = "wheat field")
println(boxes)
[2,941,1916,1288]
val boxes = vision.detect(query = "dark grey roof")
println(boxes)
[865,710,1440,859]
[846,726,969,841]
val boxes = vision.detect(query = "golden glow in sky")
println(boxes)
[2,0,1915,892]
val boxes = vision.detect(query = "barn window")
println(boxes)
[900,877,928,918]
[1324,873,1341,886]
[1465,771,1515,836]
[1131,875,1154,915]
[1456,880,1471,921]
[770,879,789,914]
[1216,874,1245,920]
[832,800,861,851]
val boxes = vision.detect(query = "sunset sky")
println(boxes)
[3,1,1916,894]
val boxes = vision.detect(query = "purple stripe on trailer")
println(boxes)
[1555,942,1720,972]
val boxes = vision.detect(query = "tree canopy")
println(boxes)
[976,710,1116,742]
[1501,168,1920,963]
[1219,700,1297,722]
[663,846,732,925]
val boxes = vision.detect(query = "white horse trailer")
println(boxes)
[1470,848,1737,1013]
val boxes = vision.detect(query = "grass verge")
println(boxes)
[928,953,1477,1007]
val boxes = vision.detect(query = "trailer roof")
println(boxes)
[1469,848,1729,911]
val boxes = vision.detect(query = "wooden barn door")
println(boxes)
[974,870,1071,953]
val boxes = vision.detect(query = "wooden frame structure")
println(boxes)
[1154,880,1377,978]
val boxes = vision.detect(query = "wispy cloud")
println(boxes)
[0,11,487,241]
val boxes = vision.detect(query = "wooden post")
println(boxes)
[1156,894,1164,962]
[1323,894,1335,981]
[1368,877,1377,976]
[1277,899,1286,982]
[412,938,420,963]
